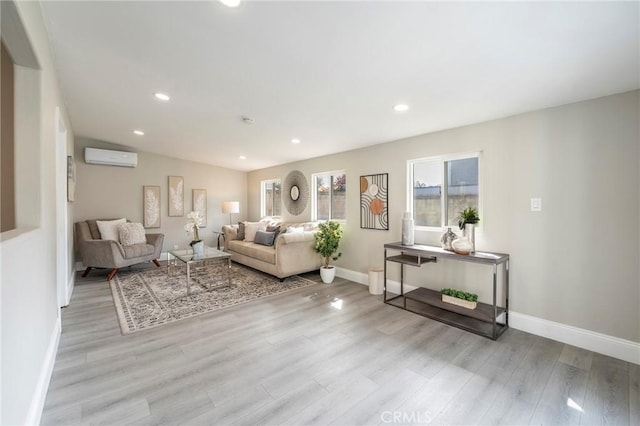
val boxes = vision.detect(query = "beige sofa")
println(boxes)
[222,221,323,279]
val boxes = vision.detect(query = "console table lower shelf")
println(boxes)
[385,287,507,339]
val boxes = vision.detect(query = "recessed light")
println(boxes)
[291,138,301,144]
[219,0,241,7]
[154,92,170,101]
[393,104,409,112]
[133,130,145,136]
[239,155,247,160]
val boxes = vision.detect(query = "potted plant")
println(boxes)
[456,207,480,252]
[441,288,478,309]
[313,221,343,283]
[184,211,204,256]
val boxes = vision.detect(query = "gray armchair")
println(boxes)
[75,219,164,280]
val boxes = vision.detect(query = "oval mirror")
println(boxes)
[290,185,300,201]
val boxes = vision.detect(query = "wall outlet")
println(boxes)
[530,198,542,212]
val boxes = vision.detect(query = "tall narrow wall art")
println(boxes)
[168,176,184,217]
[360,173,388,230]
[143,185,161,228]
[192,189,207,227]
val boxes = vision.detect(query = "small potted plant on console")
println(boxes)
[441,288,478,309]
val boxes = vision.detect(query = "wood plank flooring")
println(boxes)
[41,263,638,425]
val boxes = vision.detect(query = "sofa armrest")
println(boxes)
[145,233,164,258]
[222,225,238,242]
[79,239,125,268]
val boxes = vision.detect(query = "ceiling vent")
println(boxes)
[85,147,138,167]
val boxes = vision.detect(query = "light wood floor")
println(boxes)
[42,263,638,425]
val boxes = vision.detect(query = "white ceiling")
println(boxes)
[40,1,639,172]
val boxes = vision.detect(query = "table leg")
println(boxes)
[186,262,191,296]
[227,257,231,287]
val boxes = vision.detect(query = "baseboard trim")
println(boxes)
[509,311,640,365]
[335,266,640,365]
[25,316,61,425]
[64,267,76,306]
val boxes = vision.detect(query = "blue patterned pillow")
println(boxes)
[254,230,276,246]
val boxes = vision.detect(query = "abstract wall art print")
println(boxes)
[360,173,388,230]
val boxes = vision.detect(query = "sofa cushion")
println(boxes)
[97,218,126,241]
[244,221,266,242]
[254,230,276,246]
[119,223,146,246]
[227,240,276,264]
[122,243,155,259]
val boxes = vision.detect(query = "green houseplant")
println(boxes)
[313,221,343,283]
[457,207,480,230]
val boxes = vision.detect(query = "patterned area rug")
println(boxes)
[109,263,316,334]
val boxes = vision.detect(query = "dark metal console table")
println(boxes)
[384,242,510,340]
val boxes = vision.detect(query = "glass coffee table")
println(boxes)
[168,246,232,296]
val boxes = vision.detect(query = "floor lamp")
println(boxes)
[222,201,240,226]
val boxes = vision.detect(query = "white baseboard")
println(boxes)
[335,266,640,365]
[509,311,640,365]
[64,268,76,306]
[25,316,61,425]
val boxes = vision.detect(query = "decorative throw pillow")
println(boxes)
[254,230,276,246]
[96,218,126,241]
[266,224,281,236]
[244,221,266,242]
[235,221,246,240]
[119,223,146,246]
[286,226,304,234]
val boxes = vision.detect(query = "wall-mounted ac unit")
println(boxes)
[85,147,138,168]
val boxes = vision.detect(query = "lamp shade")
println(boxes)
[222,201,240,214]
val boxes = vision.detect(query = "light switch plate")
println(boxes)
[530,198,542,212]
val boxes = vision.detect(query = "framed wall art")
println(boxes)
[192,188,207,227]
[67,156,76,202]
[360,173,388,230]
[143,185,161,228]
[168,176,184,217]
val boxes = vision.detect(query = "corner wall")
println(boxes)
[248,90,640,346]
[0,1,75,424]
[73,138,247,253]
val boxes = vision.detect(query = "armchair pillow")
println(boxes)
[96,218,126,241]
[119,222,146,246]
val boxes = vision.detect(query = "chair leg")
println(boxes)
[81,267,93,277]
[152,259,161,267]
[106,268,119,281]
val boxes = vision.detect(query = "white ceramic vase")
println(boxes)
[463,223,475,253]
[402,212,414,246]
[320,266,336,284]
[192,241,204,257]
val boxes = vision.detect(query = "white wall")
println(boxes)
[73,138,247,253]
[248,90,640,344]
[0,1,74,424]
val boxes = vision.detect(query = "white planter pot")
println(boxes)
[320,266,336,284]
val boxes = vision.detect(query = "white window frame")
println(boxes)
[407,151,482,231]
[311,169,347,222]
[260,178,281,218]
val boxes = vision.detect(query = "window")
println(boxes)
[312,171,346,221]
[408,153,480,229]
[261,178,281,217]
[1,41,15,232]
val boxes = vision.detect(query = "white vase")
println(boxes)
[402,212,414,246]
[463,223,475,252]
[320,266,336,284]
[192,241,204,257]
[452,236,473,255]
